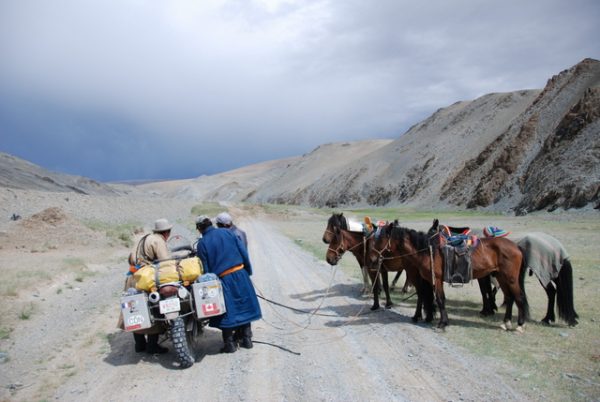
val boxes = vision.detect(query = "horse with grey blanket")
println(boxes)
[517,232,579,326]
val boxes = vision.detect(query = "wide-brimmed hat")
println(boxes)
[153,218,173,232]
[216,212,232,225]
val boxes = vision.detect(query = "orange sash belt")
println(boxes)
[219,264,244,278]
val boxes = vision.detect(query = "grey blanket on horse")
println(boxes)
[517,232,569,287]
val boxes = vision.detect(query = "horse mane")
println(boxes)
[383,222,439,252]
[328,213,348,230]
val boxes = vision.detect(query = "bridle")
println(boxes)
[370,228,441,265]
[325,226,370,264]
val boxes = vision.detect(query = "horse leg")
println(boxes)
[498,278,515,330]
[382,270,393,309]
[541,281,556,325]
[391,271,401,290]
[435,279,448,329]
[423,279,435,323]
[477,276,495,316]
[369,269,381,311]
[412,280,423,323]
[502,280,528,332]
[361,266,370,295]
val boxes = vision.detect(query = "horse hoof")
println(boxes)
[515,326,524,334]
[540,319,552,326]
[411,316,419,323]
[385,304,393,309]
[500,322,512,331]
[370,305,380,311]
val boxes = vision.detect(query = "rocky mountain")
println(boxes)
[0,152,132,196]
[168,58,599,213]
[2,59,598,214]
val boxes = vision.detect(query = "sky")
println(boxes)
[1,0,599,182]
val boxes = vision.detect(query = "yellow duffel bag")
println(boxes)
[134,257,203,292]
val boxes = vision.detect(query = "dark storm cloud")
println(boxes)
[0,0,598,181]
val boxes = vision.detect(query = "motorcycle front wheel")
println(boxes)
[170,317,194,369]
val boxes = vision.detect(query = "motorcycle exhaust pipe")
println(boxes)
[148,292,160,303]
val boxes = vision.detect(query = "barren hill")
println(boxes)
[1,59,598,214]
[0,152,132,196]
[171,58,599,213]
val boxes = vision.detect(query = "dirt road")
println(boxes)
[1,213,528,402]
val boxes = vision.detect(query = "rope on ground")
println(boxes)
[253,340,301,355]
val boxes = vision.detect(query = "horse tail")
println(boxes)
[518,254,530,321]
[556,259,579,325]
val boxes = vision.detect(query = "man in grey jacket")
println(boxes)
[216,212,248,249]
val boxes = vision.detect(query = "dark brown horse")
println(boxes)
[370,222,529,330]
[323,214,434,322]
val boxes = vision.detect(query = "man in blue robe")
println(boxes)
[196,216,262,353]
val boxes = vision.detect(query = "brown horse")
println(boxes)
[323,214,434,322]
[370,222,529,330]
[322,213,376,294]
[428,219,499,317]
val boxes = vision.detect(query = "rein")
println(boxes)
[327,230,367,259]
[371,231,440,293]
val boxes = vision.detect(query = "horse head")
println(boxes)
[322,213,347,244]
[368,222,395,265]
[427,218,440,236]
[325,225,348,265]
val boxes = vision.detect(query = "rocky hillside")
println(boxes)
[2,59,598,214]
[172,58,599,213]
[0,152,133,196]
[440,58,600,214]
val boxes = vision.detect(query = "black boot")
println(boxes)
[134,333,147,353]
[146,334,169,354]
[239,323,253,349]
[221,328,237,353]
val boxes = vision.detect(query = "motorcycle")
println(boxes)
[120,234,226,368]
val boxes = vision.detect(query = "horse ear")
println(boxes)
[433,218,439,228]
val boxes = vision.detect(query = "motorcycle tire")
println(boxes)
[170,317,194,369]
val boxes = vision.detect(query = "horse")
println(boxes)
[517,233,578,326]
[323,214,434,322]
[370,222,529,330]
[428,219,499,316]
[322,213,377,294]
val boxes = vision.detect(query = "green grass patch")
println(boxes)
[190,202,226,219]
[83,220,143,248]
[0,327,12,340]
[62,258,97,283]
[343,206,503,222]
[19,303,34,320]
[0,269,52,297]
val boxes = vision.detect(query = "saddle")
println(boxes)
[438,225,478,286]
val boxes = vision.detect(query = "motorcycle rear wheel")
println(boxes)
[170,317,194,369]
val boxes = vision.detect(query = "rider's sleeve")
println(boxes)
[235,235,252,275]
[198,242,210,273]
